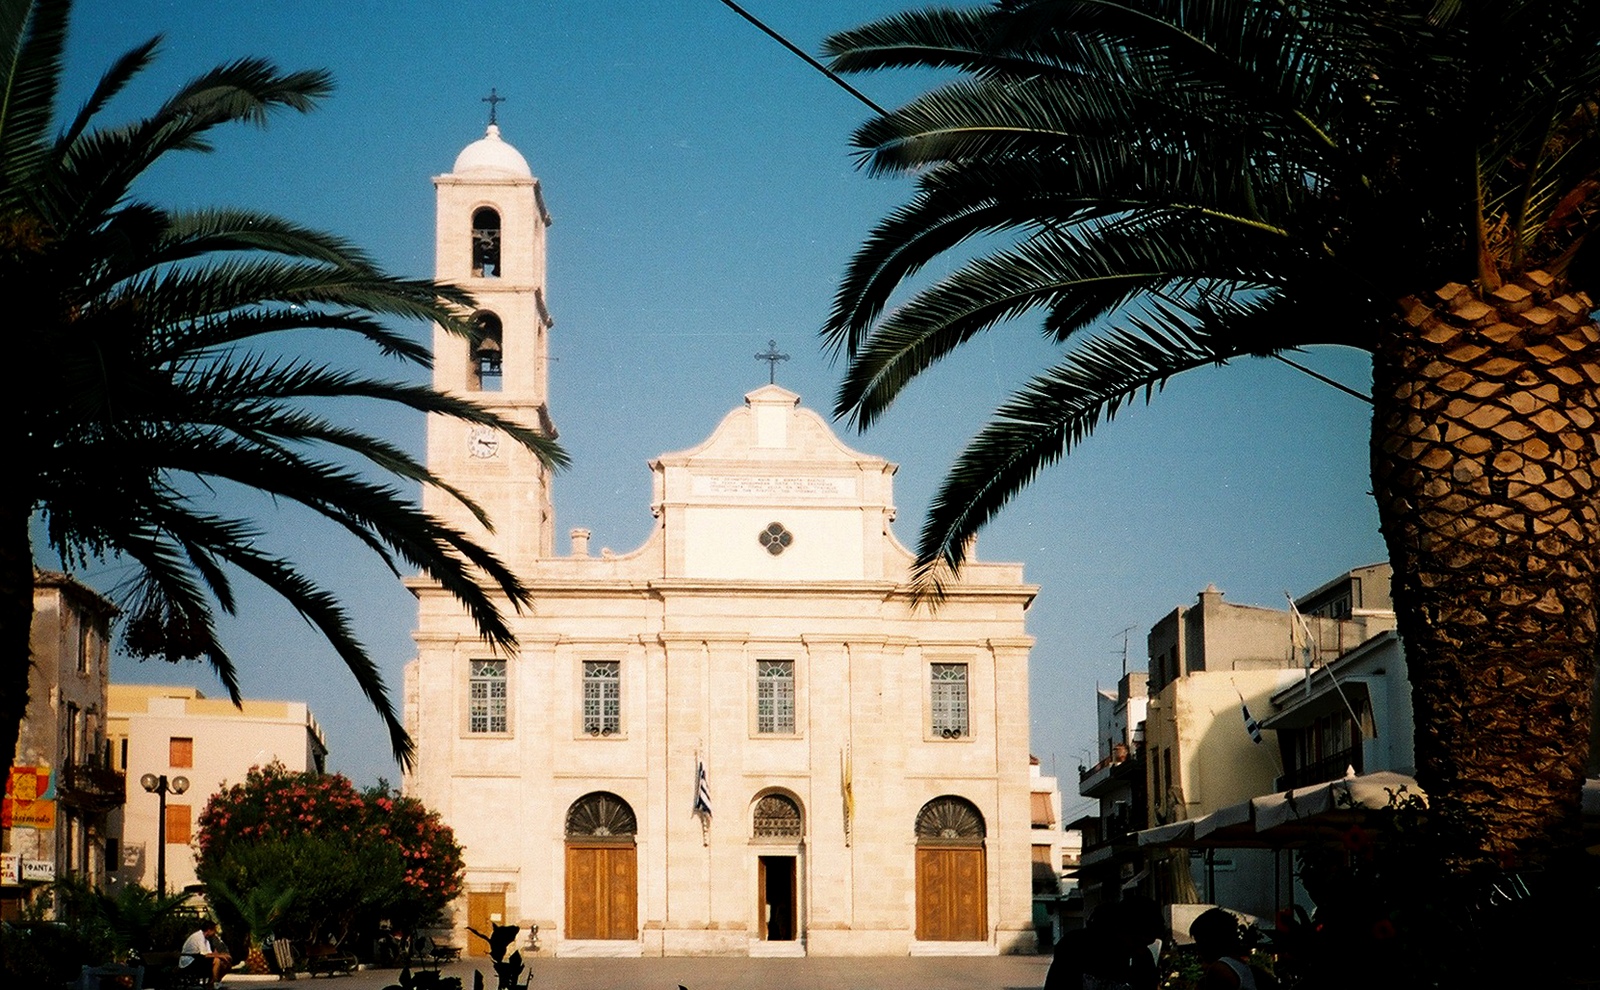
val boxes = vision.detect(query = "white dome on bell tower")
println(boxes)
[427,112,556,561]
[451,123,533,178]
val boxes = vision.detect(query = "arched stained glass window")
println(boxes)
[914,796,985,841]
[752,793,803,839]
[566,792,637,838]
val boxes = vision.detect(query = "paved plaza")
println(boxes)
[245,954,1051,990]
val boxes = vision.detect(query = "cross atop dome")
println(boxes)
[482,88,505,126]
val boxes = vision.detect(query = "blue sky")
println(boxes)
[59,1,1386,812]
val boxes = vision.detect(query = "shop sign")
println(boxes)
[21,859,55,882]
[2,767,57,829]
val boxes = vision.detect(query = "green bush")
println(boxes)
[196,763,463,949]
[0,919,110,987]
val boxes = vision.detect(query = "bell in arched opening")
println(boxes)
[471,207,502,277]
[470,311,503,391]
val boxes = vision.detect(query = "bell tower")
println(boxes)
[425,121,556,561]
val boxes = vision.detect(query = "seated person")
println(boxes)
[1190,908,1268,990]
[180,919,234,984]
[1045,897,1164,990]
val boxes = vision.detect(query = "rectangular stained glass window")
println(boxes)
[931,663,969,738]
[756,660,795,734]
[469,659,507,734]
[583,661,621,736]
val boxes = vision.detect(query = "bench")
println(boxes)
[270,936,298,980]
[137,952,213,990]
[303,944,357,978]
[78,962,144,990]
[408,936,465,971]
[430,944,462,963]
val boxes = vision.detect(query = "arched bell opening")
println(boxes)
[469,311,503,392]
[472,207,502,277]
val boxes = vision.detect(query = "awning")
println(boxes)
[1132,774,1600,851]
[1137,818,1196,848]
[1194,798,1258,845]
[1031,791,1057,828]
[1129,771,1425,849]
[1253,770,1422,833]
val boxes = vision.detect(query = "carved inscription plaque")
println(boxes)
[692,475,855,498]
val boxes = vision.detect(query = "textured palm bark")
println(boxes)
[0,504,35,783]
[1372,271,1600,865]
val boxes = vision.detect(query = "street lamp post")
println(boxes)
[140,773,189,895]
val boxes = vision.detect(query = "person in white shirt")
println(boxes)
[179,918,233,984]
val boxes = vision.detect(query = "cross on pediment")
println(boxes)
[755,339,789,384]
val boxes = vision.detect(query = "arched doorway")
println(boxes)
[564,792,637,940]
[751,792,803,942]
[913,796,987,942]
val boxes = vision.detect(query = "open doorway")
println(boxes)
[758,856,796,941]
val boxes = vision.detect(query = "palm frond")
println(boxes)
[0,0,67,199]
[837,213,1306,426]
[823,6,1019,75]
[14,2,571,773]
[908,292,1304,591]
[56,34,158,150]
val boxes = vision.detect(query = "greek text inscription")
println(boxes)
[694,475,855,498]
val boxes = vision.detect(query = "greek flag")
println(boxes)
[693,760,712,819]
[1242,701,1263,745]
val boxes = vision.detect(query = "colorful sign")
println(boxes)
[5,766,56,801]
[0,853,18,885]
[2,767,56,830]
[2,798,56,829]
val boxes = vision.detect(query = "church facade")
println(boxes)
[404,126,1040,957]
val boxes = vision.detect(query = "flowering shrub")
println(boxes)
[196,763,463,944]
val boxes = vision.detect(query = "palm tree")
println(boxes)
[206,878,295,974]
[0,0,566,776]
[822,0,1600,876]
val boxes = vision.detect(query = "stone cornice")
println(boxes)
[406,575,1037,606]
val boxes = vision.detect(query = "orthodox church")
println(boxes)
[403,124,1040,957]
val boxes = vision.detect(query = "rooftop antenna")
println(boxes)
[1115,625,1136,678]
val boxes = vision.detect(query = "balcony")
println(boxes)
[58,763,126,812]
[1079,751,1143,799]
[1277,747,1362,790]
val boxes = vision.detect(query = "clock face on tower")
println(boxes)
[468,427,500,459]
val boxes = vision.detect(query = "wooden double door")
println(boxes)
[565,842,637,940]
[915,844,987,941]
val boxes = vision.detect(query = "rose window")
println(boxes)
[758,522,793,556]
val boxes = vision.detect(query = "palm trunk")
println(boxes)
[246,938,269,975]
[0,498,35,786]
[1372,270,1599,867]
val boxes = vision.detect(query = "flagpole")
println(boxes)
[694,746,711,847]
[1286,592,1317,699]
[840,744,854,847]
[1286,594,1371,742]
